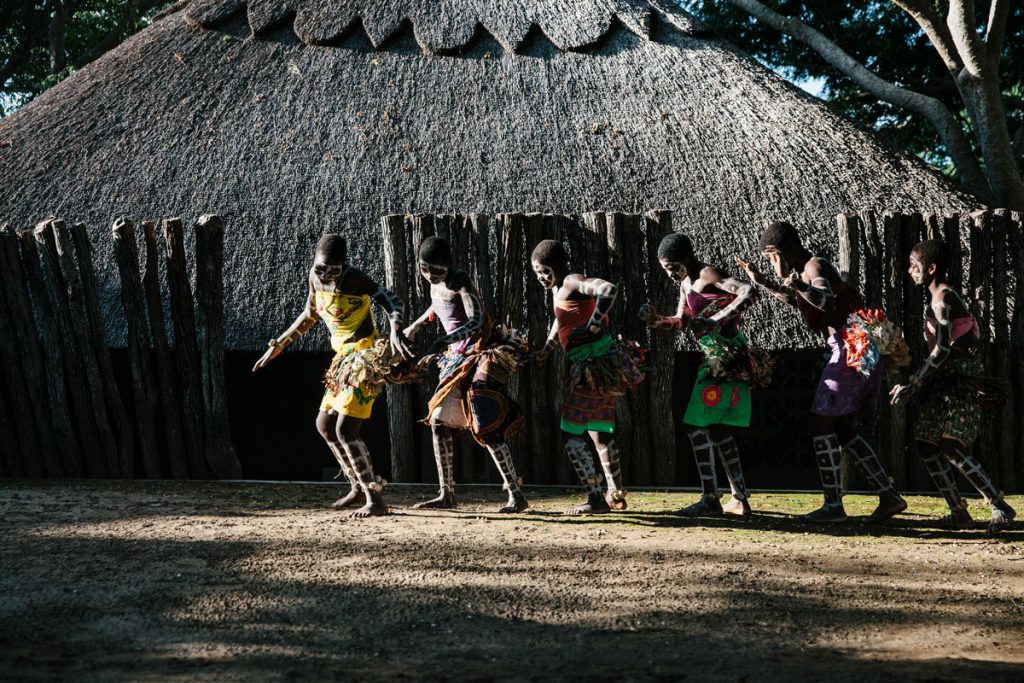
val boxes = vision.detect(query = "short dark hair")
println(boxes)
[759,221,802,252]
[531,239,569,269]
[657,233,693,262]
[912,239,950,274]
[315,233,347,264]
[418,236,452,266]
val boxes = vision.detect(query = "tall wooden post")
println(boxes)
[69,222,135,477]
[991,209,1016,491]
[882,213,906,486]
[381,214,416,483]
[969,211,997,484]
[0,243,41,477]
[51,220,122,477]
[409,214,437,482]
[1010,212,1024,490]
[195,215,242,479]
[496,213,529,479]
[163,217,208,479]
[112,219,162,478]
[143,222,189,479]
[34,222,109,477]
[16,229,85,477]
[644,209,678,486]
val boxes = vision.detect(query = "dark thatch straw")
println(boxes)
[0,0,976,351]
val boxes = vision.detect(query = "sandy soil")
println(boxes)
[1,481,1022,682]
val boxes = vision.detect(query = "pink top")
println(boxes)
[924,316,979,348]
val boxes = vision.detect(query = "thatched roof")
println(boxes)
[0,0,976,351]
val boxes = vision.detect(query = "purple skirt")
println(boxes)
[811,331,884,417]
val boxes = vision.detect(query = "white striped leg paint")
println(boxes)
[487,443,522,496]
[342,438,384,493]
[688,428,718,498]
[845,435,895,494]
[812,434,843,505]
[944,442,1001,506]
[431,429,456,495]
[714,435,747,501]
[597,440,624,499]
[566,437,603,496]
[922,450,963,512]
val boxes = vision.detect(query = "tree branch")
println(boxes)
[723,0,992,202]
[946,0,988,77]
[891,0,962,72]
[48,0,67,73]
[985,0,1010,63]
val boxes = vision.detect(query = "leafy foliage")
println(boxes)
[683,1,1024,174]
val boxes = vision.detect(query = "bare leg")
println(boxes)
[415,426,457,509]
[337,415,388,518]
[316,410,365,509]
[678,428,723,517]
[564,435,610,515]
[844,434,906,524]
[714,432,751,516]
[942,438,1016,533]
[919,440,972,529]
[590,431,626,510]
[487,442,528,513]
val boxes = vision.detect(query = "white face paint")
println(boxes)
[532,260,556,289]
[659,257,687,283]
[908,252,930,286]
[419,261,448,285]
[313,256,344,284]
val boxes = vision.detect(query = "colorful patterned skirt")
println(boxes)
[424,327,527,447]
[560,335,645,436]
[916,353,1002,446]
[811,330,884,417]
[683,331,756,428]
[320,336,379,419]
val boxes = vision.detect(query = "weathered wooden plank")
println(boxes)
[968,211,997,486]
[51,220,122,478]
[0,227,66,477]
[882,212,906,487]
[0,261,37,477]
[163,217,208,479]
[644,209,678,486]
[16,229,85,477]
[468,214,496,315]
[409,214,438,483]
[34,222,109,477]
[991,209,1016,492]
[943,214,963,294]
[1010,211,1024,491]
[859,210,884,309]
[524,213,558,484]
[496,213,529,480]
[837,213,861,289]
[902,213,929,490]
[0,372,15,477]
[195,215,243,479]
[112,219,162,479]
[69,222,135,477]
[381,214,417,483]
[143,221,189,479]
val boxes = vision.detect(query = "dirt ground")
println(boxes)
[1,481,1022,682]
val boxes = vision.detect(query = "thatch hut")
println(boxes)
[0,0,977,483]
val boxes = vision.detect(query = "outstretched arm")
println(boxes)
[533,318,561,365]
[403,304,435,340]
[253,277,320,372]
[735,255,796,306]
[703,271,759,324]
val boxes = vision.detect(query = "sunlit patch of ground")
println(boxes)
[1,481,1022,681]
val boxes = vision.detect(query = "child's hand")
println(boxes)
[252,342,283,372]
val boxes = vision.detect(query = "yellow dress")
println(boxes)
[314,289,378,418]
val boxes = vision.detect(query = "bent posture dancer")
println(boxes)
[253,234,412,518]
[891,240,1015,532]
[737,222,906,523]
[642,233,758,516]
[405,237,529,513]
[532,240,633,514]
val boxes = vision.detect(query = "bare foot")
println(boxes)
[498,492,529,514]
[938,505,974,530]
[329,488,366,510]
[351,493,389,518]
[803,501,848,523]
[865,491,907,524]
[988,500,1016,534]
[564,492,611,515]
[414,491,457,510]
[677,495,723,517]
[606,490,628,511]
[722,496,752,517]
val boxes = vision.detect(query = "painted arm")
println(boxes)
[577,276,618,330]
[639,283,690,332]
[891,292,956,404]
[343,268,414,359]
[735,256,796,306]
[533,318,561,365]
[706,276,758,323]
[429,289,484,354]
[403,303,435,340]
[252,277,320,372]
[786,259,833,312]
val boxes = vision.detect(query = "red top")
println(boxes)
[554,298,596,349]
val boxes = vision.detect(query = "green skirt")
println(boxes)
[682,332,753,428]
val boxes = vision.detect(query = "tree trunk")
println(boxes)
[957,75,1024,210]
